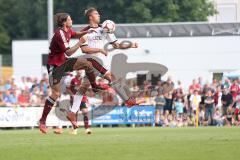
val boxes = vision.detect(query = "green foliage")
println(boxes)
[0,0,216,63]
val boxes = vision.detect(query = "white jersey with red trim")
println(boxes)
[81,26,117,58]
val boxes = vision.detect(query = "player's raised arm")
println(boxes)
[74,29,96,38]
[106,32,138,49]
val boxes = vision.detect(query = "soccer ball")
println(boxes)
[102,20,116,33]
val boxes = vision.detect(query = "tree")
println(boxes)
[0,0,216,66]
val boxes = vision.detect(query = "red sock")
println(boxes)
[40,97,55,123]
[83,115,89,129]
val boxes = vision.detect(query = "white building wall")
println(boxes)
[12,36,240,86]
[209,0,240,22]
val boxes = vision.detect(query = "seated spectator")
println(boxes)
[129,81,139,92]
[3,90,18,107]
[25,77,33,90]
[101,92,118,106]
[158,114,165,127]
[182,113,188,127]
[169,115,177,128]
[0,91,6,106]
[18,76,27,90]
[18,90,30,107]
[213,108,224,126]
[4,79,12,90]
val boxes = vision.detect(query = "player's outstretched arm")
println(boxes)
[65,41,82,56]
[111,41,138,49]
[81,46,108,56]
[74,29,96,38]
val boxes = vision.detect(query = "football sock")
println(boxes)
[40,96,55,123]
[110,81,129,101]
[70,93,83,113]
[83,114,89,129]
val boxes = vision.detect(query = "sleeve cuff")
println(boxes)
[109,40,117,44]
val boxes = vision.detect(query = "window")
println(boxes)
[213,73,223,81]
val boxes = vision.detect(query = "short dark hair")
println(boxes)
[54,12,70,27]
[84,7,97,20]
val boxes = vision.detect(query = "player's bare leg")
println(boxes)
[81,105,91,134]
[73,58,104,92]
[104,72,140,107]
[39,58,103,134]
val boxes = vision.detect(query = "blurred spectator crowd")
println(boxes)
[126,76,240,127]
[0,73,240,127]
[0,74,49,107]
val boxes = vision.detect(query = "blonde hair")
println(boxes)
[84,7,97,20]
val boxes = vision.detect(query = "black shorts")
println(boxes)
[164,106,172,113]
[47,58,77,86]
[226,117,232,122]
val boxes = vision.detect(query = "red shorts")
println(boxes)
[234,108,239,115]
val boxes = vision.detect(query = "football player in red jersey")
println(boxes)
[39,13,104,134]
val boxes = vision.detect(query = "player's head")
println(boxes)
[84,7,100,24]
[54,13,72,28]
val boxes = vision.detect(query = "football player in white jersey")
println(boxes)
[79,7,139,106]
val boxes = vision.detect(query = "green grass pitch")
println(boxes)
[0,127,239,160]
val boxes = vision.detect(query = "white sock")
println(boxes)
[110,81,129,101]
[70,93,83,113]
[58,119,63,129]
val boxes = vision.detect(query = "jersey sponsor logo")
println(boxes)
[92,36,102,40]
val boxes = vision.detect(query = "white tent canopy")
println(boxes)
[73,22,240,38]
